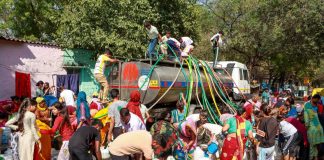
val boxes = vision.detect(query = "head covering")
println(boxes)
[43,95,58,107]
[36,97,46,111]
[76,91,91,122]
[296,104,303,113]
[130,90,141,103]
[66,105,76,115]
[126,90,144,122]
[92,92,99,97]
[179,118,197,138]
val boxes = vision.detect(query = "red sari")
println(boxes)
[220,116,247,160]
[126,90,144,122]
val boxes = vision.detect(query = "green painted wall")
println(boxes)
[63,49,99,100]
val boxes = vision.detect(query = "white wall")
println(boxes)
[0,40,66,100]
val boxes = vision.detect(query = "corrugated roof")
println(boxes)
[0,36,60,47]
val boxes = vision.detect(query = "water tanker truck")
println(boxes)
[108,59,249,111]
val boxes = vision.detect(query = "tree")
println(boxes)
[197,0,323,85]
[55,0,157,58]
[1,0,201,59]
[148,0,200,39]
[0,0,61,41]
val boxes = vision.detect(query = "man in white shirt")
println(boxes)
[180,37,193,48]
[210,31,224,67]
[120,108,146,132]
[278,117,300,160]
[59,86,75,106]
[144,21,161,59]
[179,37,194,57]
[210,31,224,48]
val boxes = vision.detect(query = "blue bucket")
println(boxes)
[174,149,186,160]
[207,142,218,154]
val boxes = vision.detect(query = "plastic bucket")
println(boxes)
[207,142,218,154]
[100,147,110,160]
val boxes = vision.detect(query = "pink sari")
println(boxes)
[176,118,197,159]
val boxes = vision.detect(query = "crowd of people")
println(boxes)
[0,21,322,160]
[0,85,323,160]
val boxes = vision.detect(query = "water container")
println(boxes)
[101,146,110,160]
[208,142,218,154]
[1,127,10,145]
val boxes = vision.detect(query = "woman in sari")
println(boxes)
[175,118,197,160]
[220,107,253,160]
[304,94,324,160]
[126,90,144,122]
[76,91,91,128]
[35,97,52,160]
[150,112,178,160]
[171,93,187,126]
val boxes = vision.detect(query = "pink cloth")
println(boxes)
[178,118,197,152]
[180,118,197,138]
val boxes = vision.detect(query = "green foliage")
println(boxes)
[197,0,323,83]
[56,0,156,58]
[148,0,200,39]
[1,0,322,84]
[0,0,61,41]
[0,0,200,59]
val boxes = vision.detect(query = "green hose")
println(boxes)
[191,56,220,124]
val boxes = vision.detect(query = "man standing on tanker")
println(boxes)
[94,49,118,103]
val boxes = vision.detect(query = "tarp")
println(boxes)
[56,74,79,97]
[15,72,31,98]
[312,88,324,96]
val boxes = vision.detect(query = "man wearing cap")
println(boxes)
[36,81,44,97]
[94,49,118,103]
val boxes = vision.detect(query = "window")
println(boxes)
[239,69,243,80]
[243,69,249,80]
[226,63,235,75]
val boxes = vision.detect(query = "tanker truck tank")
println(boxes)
[108,59,234,106]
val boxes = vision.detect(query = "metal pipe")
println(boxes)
[213,47,219,68]
[118,61,122,98]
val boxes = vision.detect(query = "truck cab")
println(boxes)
[210,61,251,100]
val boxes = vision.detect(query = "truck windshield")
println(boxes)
[225,63,235,75]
